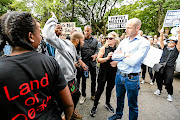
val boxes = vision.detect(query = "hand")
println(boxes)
[81,63,88,71]
[75,62,79,68]
[124,52,131,58]
[110,61,118,67]
[50,12,55,17]
[91,54,97,61]
[159,28,164,35]
[177,27,180,34]
[106,52,113,60]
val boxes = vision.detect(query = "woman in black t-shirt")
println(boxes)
[0,11,73,120]
[154,28,180,102]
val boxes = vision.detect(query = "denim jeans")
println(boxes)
[115,70,140,120]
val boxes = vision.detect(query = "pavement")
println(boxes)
[76,72,180,120]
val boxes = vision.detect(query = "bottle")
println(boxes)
[84,66,89,78]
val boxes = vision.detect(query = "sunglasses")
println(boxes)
[167,41,175,44]
[105,37,114,40]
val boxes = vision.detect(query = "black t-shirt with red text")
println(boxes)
[0,51,67,120]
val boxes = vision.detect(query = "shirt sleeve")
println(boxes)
[42,16,65,51]
[94,39,99,55]
[112,41,125,61]
[123,40,150,67]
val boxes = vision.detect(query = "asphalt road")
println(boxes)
[76,72,180,120]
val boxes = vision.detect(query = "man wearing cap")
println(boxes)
[154,28,180,102]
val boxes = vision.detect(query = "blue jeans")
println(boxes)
[115,70,140,120]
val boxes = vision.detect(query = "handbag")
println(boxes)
[153,51,172,74]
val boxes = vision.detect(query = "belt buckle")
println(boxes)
[128,75,133,79]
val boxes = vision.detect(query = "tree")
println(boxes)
[73,0,120,35]
[0,0,14,16]
[108,0,180,35]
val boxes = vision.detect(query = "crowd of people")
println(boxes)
[0,11,180,120]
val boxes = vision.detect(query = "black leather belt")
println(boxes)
[120,72,139,79]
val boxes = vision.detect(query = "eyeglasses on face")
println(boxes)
[167,41,175,44]
[105,37,114,40]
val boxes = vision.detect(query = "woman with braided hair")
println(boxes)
[0,11,73,120]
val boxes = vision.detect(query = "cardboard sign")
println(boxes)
[163,10,180,27]
[108,15,128,30]
[60,22,76,34]
[143,46,163,68]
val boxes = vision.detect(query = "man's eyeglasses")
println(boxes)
[167,41,175,44]
[105,37,114,40]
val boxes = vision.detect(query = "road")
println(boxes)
[76,72,180,120]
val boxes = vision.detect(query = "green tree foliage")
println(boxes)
[0,0,14,16]
[109,0,180,35]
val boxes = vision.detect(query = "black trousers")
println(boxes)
[141,64,153,80]
[81,64,96,97]
[155,66,174,95]
[94,75,115,107]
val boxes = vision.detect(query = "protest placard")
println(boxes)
[60,22,76,34]
[143,46,163,68]
[163,9,180,27]
[108,15,128,30]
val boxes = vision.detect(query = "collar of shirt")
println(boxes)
[116,34,150,74]
[167,46,175,51]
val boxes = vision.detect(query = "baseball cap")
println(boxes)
[166,36,178,42]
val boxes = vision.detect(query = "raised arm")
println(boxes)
[159,28,165,49]
[42,12,64,51]
[177,27,180,52]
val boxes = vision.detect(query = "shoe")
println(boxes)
[105,103,114,113]
[108,114,121,120]
[141,80,145,84]
[154,89,161,95]
[150,80,154,85]
[79,96,86,104]
[167,94,173,102]
[91,96,95,101]
[90,106,97,117]
[71,111,82,119]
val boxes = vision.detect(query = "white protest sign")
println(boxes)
[108,15,128,30]
[60,22,76,34]
[143,46,163,68]
[75,27,82,33]
[163,9,180,27]
[175,54,180,72]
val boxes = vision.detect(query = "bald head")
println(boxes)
[125,18,142,39]
[127,18,141,28]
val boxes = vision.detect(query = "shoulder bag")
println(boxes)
[153,51,172,74]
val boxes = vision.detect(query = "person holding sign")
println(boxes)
[108,18,150,120]
[154,28,180,102]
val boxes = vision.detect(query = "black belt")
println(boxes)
[120,72,139,79]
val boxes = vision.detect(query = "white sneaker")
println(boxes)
[167,94,173,102]
[141,80,145,84]
[79,96,86,104]
[150,80,154,85]
[154,89,161,95]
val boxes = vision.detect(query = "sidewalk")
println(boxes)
[76,73,180,120]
